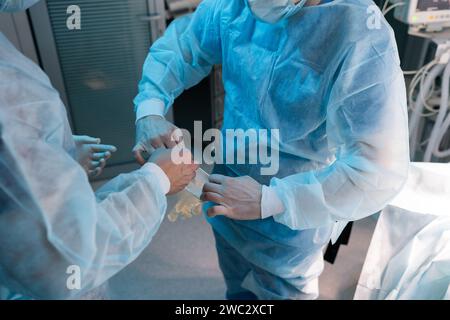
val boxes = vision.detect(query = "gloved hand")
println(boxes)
[149,148,199,195]
[201,174,263,220]
[73,135,117,178]
[133,115,182,165]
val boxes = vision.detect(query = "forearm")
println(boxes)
[73,164,169,294]
[267,144,409,230]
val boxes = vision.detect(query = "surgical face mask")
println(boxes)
[247,0,308,24]
[0,0,40,12]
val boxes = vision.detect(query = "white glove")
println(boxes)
[73,135,117,177]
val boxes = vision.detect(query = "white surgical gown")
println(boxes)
[0,33,167,299]
[355,163,450,300]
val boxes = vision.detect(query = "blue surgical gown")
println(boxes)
[135,0,410,299]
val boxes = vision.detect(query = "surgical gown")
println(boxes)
[355,163,450,300]
[135,0,410,299]
[0,33,168,299]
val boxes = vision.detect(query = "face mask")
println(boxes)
[0,0,40,12]
[247,0,308,24]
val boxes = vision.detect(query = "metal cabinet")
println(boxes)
[28,0,169,179]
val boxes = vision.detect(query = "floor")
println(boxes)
[98,184,378,300]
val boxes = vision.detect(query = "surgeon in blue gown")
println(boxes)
[133,0,410,299]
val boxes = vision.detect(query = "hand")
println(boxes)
[201,175,263,220]
[73,135,117,177]
[149,148,199,195]
[133,115,181,165]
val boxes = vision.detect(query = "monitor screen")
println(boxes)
[417,0,450,12]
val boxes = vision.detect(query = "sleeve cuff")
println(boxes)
[261,185,285,219]
[141,162,171,195]
[136,98,166,123]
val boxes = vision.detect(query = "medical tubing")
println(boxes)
[408,61,439,117]
[424,62,450,161]
[433,113,450,158]
[409,64,440,136]
[383,2,405,16]
[409,64,445,158]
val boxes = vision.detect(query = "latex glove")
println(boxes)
[149,148,199,195]
[133,115,182,165]
[201,174,263,220]
[73,135,117,177]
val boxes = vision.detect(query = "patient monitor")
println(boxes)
[394,0,450,31]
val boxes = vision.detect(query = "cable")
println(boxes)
[432,95,450,158]
[424,61,450,161]
[382,0,390,14]
[404,70,419,75]
[407,60,439,117]
[409,63,445,159]
[409,61,438,110]
[383,2,405,16]
[433,113,450,158]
